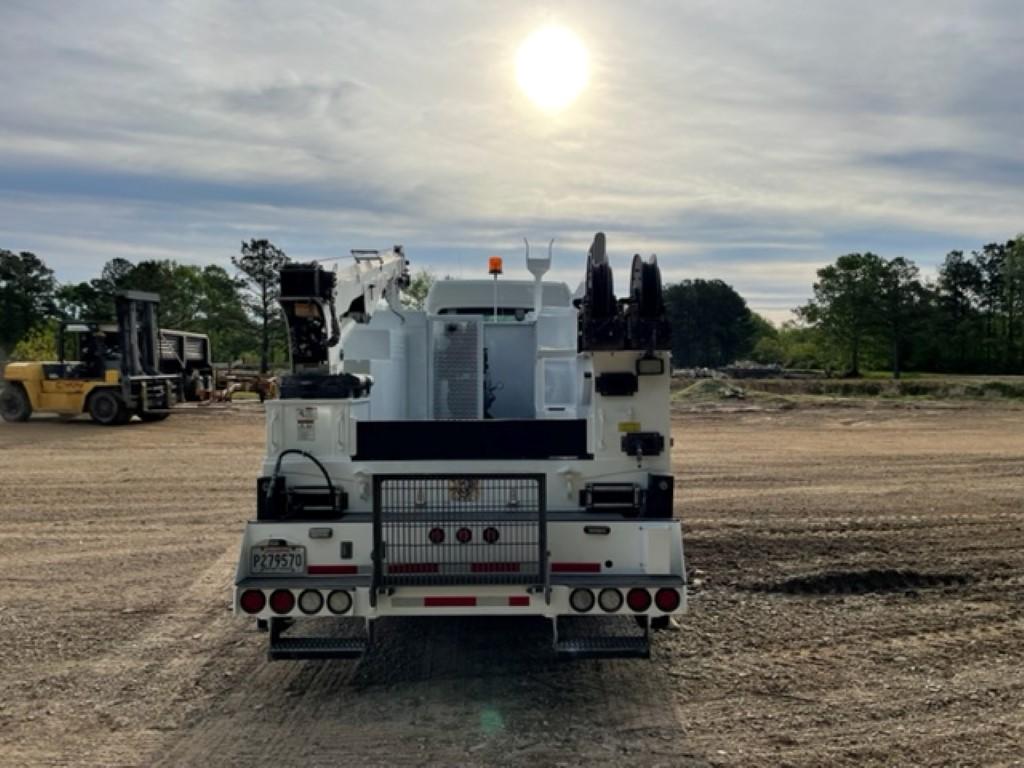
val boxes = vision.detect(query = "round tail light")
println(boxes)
[456,527,473,543]
[327,590,352,614]
[298,589,324,615]
[598,588,623,612]
[428,527,445,544]
[269,589,295,614]
[655,588,681,612]
[569,588,595,613]
[239,589,265,614]
[482,527,500,543]
[626,588,651,612]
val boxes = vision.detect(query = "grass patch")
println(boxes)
[737,377,1024,400]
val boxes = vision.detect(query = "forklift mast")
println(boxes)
[115,291,162,378]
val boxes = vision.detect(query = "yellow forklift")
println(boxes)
[1,291,210,425]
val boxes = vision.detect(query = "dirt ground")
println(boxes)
[1,402,1022,767]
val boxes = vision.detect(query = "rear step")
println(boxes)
[268,618,370,661]
[553,616,650,659]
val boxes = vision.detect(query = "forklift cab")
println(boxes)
[49,323,121,381]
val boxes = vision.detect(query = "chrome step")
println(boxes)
[554,634,650,659]
[268,635,367,660]
[553,616,650,659]
[267,618,369,660]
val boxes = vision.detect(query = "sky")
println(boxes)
[1,0,1022,323]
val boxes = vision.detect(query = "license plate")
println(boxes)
[251,545,306,574]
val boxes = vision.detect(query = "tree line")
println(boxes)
[647,235,1024,377]
[789,236,1024,376]
[0,240,290,371]
[2,235,1022,376]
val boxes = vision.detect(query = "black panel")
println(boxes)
[256,475,287,521]
[280,263,336,299]
[621,431,665,457]
[596,372,638,396]
[280,373,372,399]
[256,475,348,520]
[644,474,674,519]
[355,419,590,461]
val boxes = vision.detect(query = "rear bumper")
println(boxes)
[235,513,686,623]
[233,577,686,621]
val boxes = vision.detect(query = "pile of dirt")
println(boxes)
[673,379,796,411]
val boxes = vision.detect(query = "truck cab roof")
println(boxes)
[425,280,572,315]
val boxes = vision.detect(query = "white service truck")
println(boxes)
[233,233,685,658]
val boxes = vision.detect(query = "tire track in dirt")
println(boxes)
[149,615,703,768]
[0,545,245,767]
[4,404,1024,767]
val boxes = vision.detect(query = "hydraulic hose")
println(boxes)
[266,449,337,510]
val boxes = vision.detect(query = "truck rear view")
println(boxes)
[233,233,685,659]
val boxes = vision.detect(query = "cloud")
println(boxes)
[0,0,1022,321]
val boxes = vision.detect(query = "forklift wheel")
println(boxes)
[0,384,32,422]
[138,411,169,422]
[88,389,128,426]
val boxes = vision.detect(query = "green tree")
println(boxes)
[664,279,758,367]
[878,257,923,379]
[936,250,983,371]
[798,253,886,376]
[194,265,256,363]
[55,281,107,320]
[1004,236,1024,371]
[402,269,435,310]
[121,260,206,328]
[232,239,290,373]
[0,250,57,353]
[54,257,136,320]
[777,322,831,369]
[747,313,783,364]
[11,319,59,361]
[972,243,1006,369]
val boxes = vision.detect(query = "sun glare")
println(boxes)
[516,26,588,112]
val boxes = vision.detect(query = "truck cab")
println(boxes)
[234,234,685,659]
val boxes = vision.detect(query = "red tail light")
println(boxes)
[269,589,295,614]
[626,588,651,612]
[456,527,473,543]
[655,588,680,612]
[240,589,265,614]
[428,527,445,544]
[483,527,500,543]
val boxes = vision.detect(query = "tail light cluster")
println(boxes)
[568,587,680,614]
[428,526,500,544]
[239,589,352,616]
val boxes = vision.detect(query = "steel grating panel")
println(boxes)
[431,318,482,419]
[373,474,547,589]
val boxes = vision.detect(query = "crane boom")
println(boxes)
[278,247,409,375]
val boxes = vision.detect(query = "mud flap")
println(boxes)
[552,615,650,659]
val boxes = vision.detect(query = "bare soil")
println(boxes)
[0,403,1022,767]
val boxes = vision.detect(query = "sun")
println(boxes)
[516,26,588,112]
